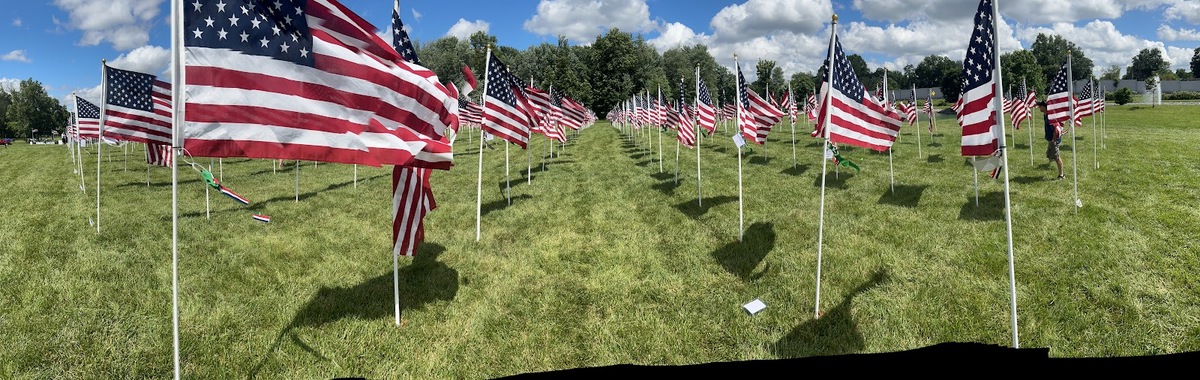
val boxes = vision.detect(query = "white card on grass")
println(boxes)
[733,133,746,148]
[743,299,766,315]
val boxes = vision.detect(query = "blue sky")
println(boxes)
[2,0,1198,106]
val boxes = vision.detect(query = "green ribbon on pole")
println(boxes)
[827,145,860,172]
[200,168,220,189]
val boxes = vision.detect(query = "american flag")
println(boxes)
[1094,82,1105,113]
[695,79,716,135]
[459,97,483,125]
[677,77,696,148]
[1011,79,1031,131]
[75,96,101,139]
[1045,62,1081,128]
[736,64,784,144]
[556,90,588,130]
[527,86,566,142]
[806,92,818,122]
[814,38,903,151]
[900,102,917,125]
[781,89,798,123]
[103,65,172,145]
[461,65,477,96]
[145,143,173,167]
[388,0,438,258]
[957,0,1000,156]
[482,53,534,148]
[182,0,457,168]
[1076,78,1094,119]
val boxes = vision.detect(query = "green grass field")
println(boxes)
[2,105,1198,378]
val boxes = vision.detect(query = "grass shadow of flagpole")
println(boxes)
[771,268,889,358]
[673,196,737,219]
[249,243,458,378]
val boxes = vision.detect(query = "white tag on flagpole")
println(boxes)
[743,299,766,315]
[732,133,745,148]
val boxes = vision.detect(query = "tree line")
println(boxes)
[419,29,1200,116]
[1,79,69,139]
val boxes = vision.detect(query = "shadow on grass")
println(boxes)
[652,179,683,195]
[117,178,202,188]
[781,164,811,176]
[1012,176,1043,184]
[812,171,855,190]
[250,243,457,378]
[749,156,773,165]
[649,172,674,181]
[710,222,775,282]
[635,160,654,167]
[481,194,533,217]
[927,154,944,163]
[958,192,1005,221]
[877,185,927,208]
[772,269,889,358]
[805,141,823,148]
[673,196,737,219]
[174,175,388,219]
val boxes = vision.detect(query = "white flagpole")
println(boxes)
[915,85,923,159]
[1100,83,1106,148]
[973,156,979,206]
[790,83,797,168]
[206,159,212,219]
[353,164,357,189]
[146,155,150,187]
[294,160,299,202]
[735,54,744,242]
[218,158,223,183]
[989,0,1019,348]
[696,65,703,206]
[884,70,893,192]
[1067,53,1079,214]
[505,141,510,205]
[97,60,107,234]
[169,0,183,375]
[658,86,664,173]
[476,48,492,242]
[1091,80,1098,169]
[1026,78,1034,165]
[815,15,838,319]
[77,127,87,192]
[124,141,128,172]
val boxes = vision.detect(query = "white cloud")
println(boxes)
[1164,1,1200,24]
[411,9,422,21]
[445,19,490,40]
[1,78,20,92]
[524,0,657,43]
[1157,25,1200,41]
[710,0,833,42]
[2,50,31,63]
[107,45,170,76]
[51,0,164,51]
[648,22,706,51]
[854,0,1183,25]
[851,0,976,23]
[1018,20,1194,75]
[12,18,21,27]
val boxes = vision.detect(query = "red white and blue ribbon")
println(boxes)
[219,186,250,205]
[252,214,271,223]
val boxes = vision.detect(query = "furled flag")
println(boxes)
[696,79,717,135]
[145,143,173,167]
[677,77,696,148]
[957,0,1001,157]
[900,102,918,125]
[814,38,903,151]
[556,90,588,131]
[482,53,535,148]
[1011,80,1031,131]
[1094,82,1105,114]
[736,64,784,144]
[389,0,438,257]
[75,97,101,139]
[461,65,478,96]
[806,92,818,122]
[183,0,457,169]
[103,65,172,145]
[781,89,797,124]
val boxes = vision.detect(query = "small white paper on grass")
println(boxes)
[1075,199,1083,208]
[732,133,746,148]
[743,299,766,315]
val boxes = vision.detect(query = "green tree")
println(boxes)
[1030,33,1093,82]
[416,36,471,86]
[788,72,816,98]
[467,31,497,80]
[750,60,775,97]
[1192,47,1199,79]
[1111,87,1133,105]
[1123,48,1169,81]
[1099,65,1121,81]
[913,55,957,88]
[5,78,67,138]
[549,36,592,104]
[0,89,11,136]
[587,28,639,114]
[1001,50,1044,98]
[1176,68,1193,81]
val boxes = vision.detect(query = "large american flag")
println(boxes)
[183,0,457,168]
[815,38,903,151]
[146,143,173,167]
[389,0,438,257]
[482,53,534,148]
[556,90,588,130]
[695,79,717,135]
[957,0,1000,156]
[736,65,784,144]
[677,77,696,148]
[75,96,101,139]
[1045,62,1079,128]
[104,65,172,145]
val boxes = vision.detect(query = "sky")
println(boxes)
[2,0,1198,107]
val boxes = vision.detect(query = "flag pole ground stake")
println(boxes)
[505,141,510,205]
[294,160,299,202]
[1029,107,1035,164]
[97,60,106,234]
[973,156,979,206]
[889,148,894,193]
[206,159,211,219]
[169,1,182,375]
[354,164,357,189]
[988,0,1020,348]
[1067,53,1079,215]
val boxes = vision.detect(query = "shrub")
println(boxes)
[1164,91,1200,101]
[1112,88,1134,105]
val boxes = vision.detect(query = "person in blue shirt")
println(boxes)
[1036,101,1065,180]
